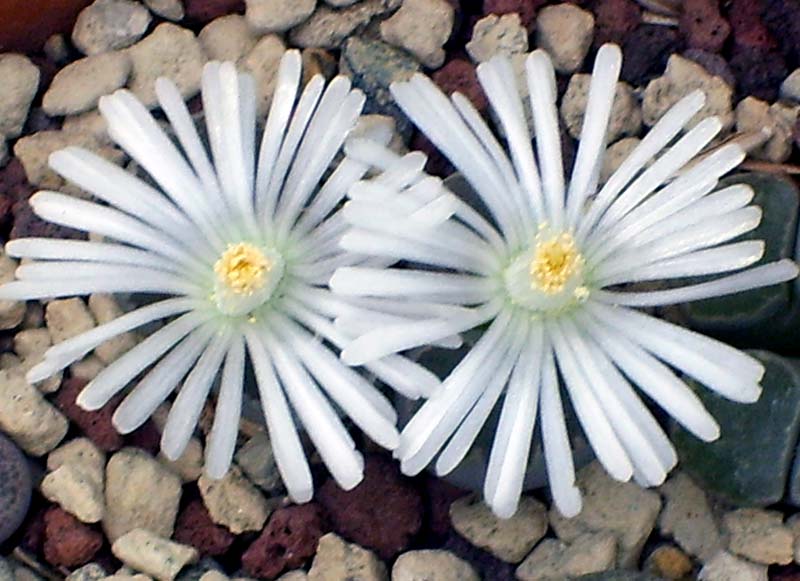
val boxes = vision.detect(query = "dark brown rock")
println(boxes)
[241,504,325,580]
[432,58,487,112]
[0,0,91,53]
[174,500,236,557]
[680,0,730,53]
[184,0,244,23]
[592,0,642,46]
[425,477,468,537]
[0,432,32,544]
[43,506,103,568]
[729,45,788,101]
[728,0,777,50]
[621,24,683,85]
[762,0,800,64]
[55,378,123,452]
[317,455,423,560]
[483,0,544,30]
[683,48,737,86]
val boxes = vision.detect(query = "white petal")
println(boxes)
[205,336,246,479]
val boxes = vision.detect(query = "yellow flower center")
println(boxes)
[214,243,272,296]
[529,232,584,295]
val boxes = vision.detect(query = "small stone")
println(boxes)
[235,433,282,492]
[380,0,454,69]
[0,252,25,331]
[483,0,542,30]
[48,437,105,477]
[698,551,768,581]
[198,467,270,534]
[46,298,96,344]
[449,495,547,563]
[301,48,338,84]
[43,507,103,568]
[63,110,111,144]
[12,565,43,581]
[781,69,800,102]
[722,508,793,565]
[659,472,722,561]
[127,23,207,108]
[174,500,235,557]
[0,369,68,456]
[680,0,730,53]
[104,447,183,542]
[535,4,595,73]
[729,45,787,102]
[72,0,152,55]
[242,504,324,579]
[620,24,681,86]
[55,378,123,451]
[44,34,71,65]
[246,0,316,33]
[600,137,640,185]
[0,433,32,544]
[70,356,106,381]
[198,15,257,63]
[516,532,618,581]
[88,294,136,364]
[144,0,185,20]
[561,75,642,143]
[241,35,287,117]
[184,0,244,22]
[549,462,662,567]
[0,54,40,139]
[159,438,203,483]
[41,463,105,523]
[683,48,736,88]
[277,574,308,581]
[642,54,734,130]
[432,59,487,112]
[308,533,387,581]
[735,97,798,162]
[113,529,199,581]
[199,573,229,581]
[644,545,693,580]
[66,564,107,581]
[43,52,131,116]
[593,0,641,46]
[290,0,402,49]
[14,328,61,393]
[392,550,479,581]
[466,13,528,63]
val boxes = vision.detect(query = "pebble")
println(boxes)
[43,52,131,116]
[722,508,793,565]
[535,4,595,73]
[600,137,640,185]
[0,54,40,140]
[0,433,32,544]
[290,0,402,49]
[66,564,107,581]
[642,54,734,130]
[14,328,61,393]
[466,13,528,63]
[144,0,185,20]
[658,472,722,561]
[43,506,103,568]
[0,369,68,456]
[549,462,662,568]
[198,15,257,63]
[561,75,642,143]
[278,574,308,581]
[63,110,111,144]
[113,529,199,581]
[48,437,106,476]
[88,294,136,364]
[104,447,183,542]
[644,545,693,580]
[308,533,388,581]
[680,0,730,53]
[516,532,618,581]
[41,461,105,523]
[198,467,270,534]
[379,0,454,69]
[241,34,287,117]
[391,550,479,581]
[174,500,235,558]
[46,298,96,345]
[781,69,800,102]
[735,97,798,163]
[235,432,282,492]
[56,378,123,451]
[0,252,25,331]
[449,495,547,563]
[246,0,316,33]
[620,25,681,86]
[126,23,207,108]
[72,0,152,55]
[594,0,641,46]
[159,437,204,483]
[698,551,768,581]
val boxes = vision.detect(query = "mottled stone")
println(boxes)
[43,52,131,116]
[198,15,257,63]
[0,252,25,331]
[290,0,401,49]
[308,533,387,581]
[241,34,286,117]
[245,0,316,33]
[698,551,768,581]
[600,137,640,185]
[735,97,798,162]
[659,472,722,561]
[198,467,270,534]
[0,433,32,544]
[46,298,96,344]
[466,13,528,63]
[0,369,68,455]
[535,4,595,73]
[516,532,617,581]
[380,0,454,68]
[144,0,185,20]
[561,75,641,143]
[88,294,136,364]
[0,54,40,139]
[72,0,152,55]
[234,432,282,492]
[392,550,479,581]
[113,529,199,581]
[722,509,793,565]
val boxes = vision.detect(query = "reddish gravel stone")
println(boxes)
[728,0,777,50]
[444,529,517,581]
[317,455,423,560]
[242,504,325,580]
[729,44,788,101]
[432,58,487,112]
[592,0,642,46]
[680,0,730,53]
[125,419,162,456]
[55,378,123,452]
[425,477,468,537]
[43,507,102,568]
[762,0,800,64]
[174,500,236,557]
[20,505,46,554]
[621,24,683,85]
[184,0,244,23]
[0,0,91,53]
[483,0,544,30]
[683,48,736,86]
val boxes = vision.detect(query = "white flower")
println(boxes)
[331,44,800,518]
[0,51,440,502]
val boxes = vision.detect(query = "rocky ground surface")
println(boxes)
[0,0,799,580]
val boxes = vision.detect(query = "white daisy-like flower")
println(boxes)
[331,44,800,518]
[0,51,441,501]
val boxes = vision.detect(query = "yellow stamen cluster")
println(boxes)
[214,242,272,296]
[529,232,584,295]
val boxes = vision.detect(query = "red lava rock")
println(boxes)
[592,0,642,46]
[483,0,544,30]
[432,58,487,112]
[679,0,730,53]
[683,48,736,86]
[729,44,788,101]
[125,419,162,456]
[0,0,91,53]
[425,477,468,537]
[55,378,123,452]
[728,0,777,51]
[174,500,235,557]
[43,507,103,568]
[20,505,46,554]
[762,0,800,63]
[242,504,325,580]
[184,0,244,23]
[621,24,683,85]
[317,455,423,560]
